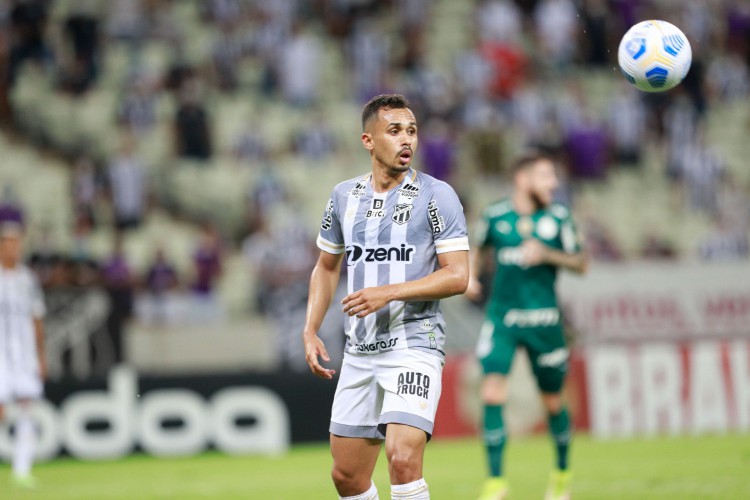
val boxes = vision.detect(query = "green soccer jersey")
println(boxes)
[475,198,582,327]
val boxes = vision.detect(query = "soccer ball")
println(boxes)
[617,20,692,92]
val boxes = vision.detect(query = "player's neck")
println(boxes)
[370,166,409,193]
[512,191,538,215]
[0,260,17,270]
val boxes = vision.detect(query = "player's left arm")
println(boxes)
[521,212,589,274]
[34,317,46,380]
[342,250,469,318]
[523,241,588,274]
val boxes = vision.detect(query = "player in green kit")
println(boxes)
[469,152,588,500]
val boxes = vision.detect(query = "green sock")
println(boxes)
[548,408,571,471]
[483,405,506,477]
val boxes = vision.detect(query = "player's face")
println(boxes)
[527,160,559,207]
[362,107,418,174]
[0,233,22,266]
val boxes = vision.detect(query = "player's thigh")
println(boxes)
[330,434,382,483]
[524,326,569,394]
[476,318,517,376]
[377,350,443,440]
[330,353,384,439]
[384,422,427,480]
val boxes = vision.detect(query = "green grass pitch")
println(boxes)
[2,434,748,499]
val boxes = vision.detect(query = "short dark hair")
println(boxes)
[361,94,410,131]
[510,150,553,176]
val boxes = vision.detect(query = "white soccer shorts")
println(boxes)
[0,365,43,404]
[329,349,444,440]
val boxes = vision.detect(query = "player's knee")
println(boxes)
[331,463,368,494]
[481,375,507,405]
[387,448,422,482]
[541,393,563,414]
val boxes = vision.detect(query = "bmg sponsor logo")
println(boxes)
[427,200,445,234]
[396,371,430,399]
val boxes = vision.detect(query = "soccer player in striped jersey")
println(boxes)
[0,222,46,488]
[303,94,470,500]
[469,152,588,500]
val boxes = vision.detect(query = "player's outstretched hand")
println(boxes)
[304,334,336,379]
[342,286,392,318]
[521,238,548,267]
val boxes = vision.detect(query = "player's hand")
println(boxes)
[521,238,548,267]
[342,286,392,318]
[303,334,336,379]
[465,276,483,302]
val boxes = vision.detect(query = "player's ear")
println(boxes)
[361,132,374,151]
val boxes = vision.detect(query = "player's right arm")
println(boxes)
[302,251,343,379]
[303,191,346,379]
[465,207,493,302]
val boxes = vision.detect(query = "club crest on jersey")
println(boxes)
[392,204,413,225]
[397,183,420,199]
[427,200,445,234]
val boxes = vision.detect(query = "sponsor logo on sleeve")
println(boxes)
[427,200,445,234]
[321,198,333,230]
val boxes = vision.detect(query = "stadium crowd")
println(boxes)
[0,0,747,373]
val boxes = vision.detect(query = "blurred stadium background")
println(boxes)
[0,0,748,498]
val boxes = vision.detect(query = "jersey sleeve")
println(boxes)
[428,183,470,254]
[560,211,583,254]
[316,191,345,255]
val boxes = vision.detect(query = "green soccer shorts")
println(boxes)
[475,313,569,393]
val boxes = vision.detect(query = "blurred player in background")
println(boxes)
[0,222,46,488]
[302,94,470,500]
[468,152,588,500]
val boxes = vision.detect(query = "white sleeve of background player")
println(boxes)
[29,271,46,318]
[316,190,345,255]
[561,213,583,254]
[429,183,470,254]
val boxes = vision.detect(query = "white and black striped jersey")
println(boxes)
[0,265,45,373]
[317,169,469,359]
